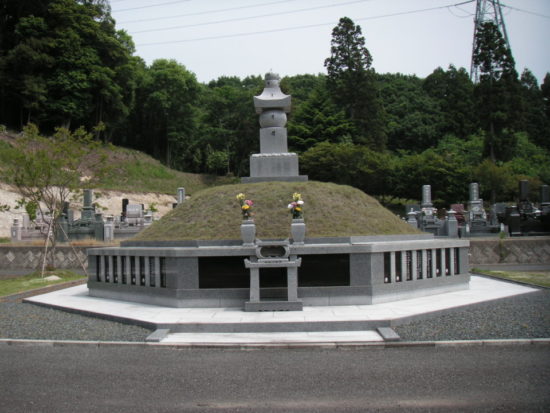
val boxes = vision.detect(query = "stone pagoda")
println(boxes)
[242,72,308,183]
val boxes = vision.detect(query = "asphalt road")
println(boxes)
[1,344,549,412]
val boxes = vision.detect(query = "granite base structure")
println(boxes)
[87,234,470,310]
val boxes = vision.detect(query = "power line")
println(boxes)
[131,0,378,34]
[448,4,474,18]
[501,2,550,19]
[112,0,191,13]
[118,0,299,24]
[136,0,475,47]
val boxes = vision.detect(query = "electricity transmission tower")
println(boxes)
[470,0,511,82]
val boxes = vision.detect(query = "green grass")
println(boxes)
[0,140,12,163]
[0,133,234,195]
[472,268,550,288]
[0,270,86,297]
[133,180,421,241]
[0,237,10,244]
[98,147,237,195]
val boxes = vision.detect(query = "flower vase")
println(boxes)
[291,218,306,245]
[241,219,256,246]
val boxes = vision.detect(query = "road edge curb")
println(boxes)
[1,337,549,350]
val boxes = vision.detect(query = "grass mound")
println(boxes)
[0,131,234,195]
[98,147,236,194]
[133,181,420,241]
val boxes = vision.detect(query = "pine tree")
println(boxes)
[324,17,386,150]
[472,21,520,161]
[541,73,550,147]
[518,69,548,149]
[288,77,356,152]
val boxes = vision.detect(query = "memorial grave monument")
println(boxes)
[11,188,166,243]
[406,185,458,237]
[404,179,550,237]
[87,72,470,311]
[242,73,307,183]
[507,180,550,236]
[487,180,550,236]
[464,182,499,236]
[541,185,550,232]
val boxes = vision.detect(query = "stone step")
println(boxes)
[157,330,384,345]
[244,300,303,312]
[158,319,390,334]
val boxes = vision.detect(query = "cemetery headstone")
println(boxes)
[177,187,185,204]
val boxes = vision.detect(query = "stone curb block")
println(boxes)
[146,329,171,342]
[1,338,549,349]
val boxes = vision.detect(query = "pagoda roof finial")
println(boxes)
[254,70,290,114]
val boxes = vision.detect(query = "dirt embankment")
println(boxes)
[0,182,177,238]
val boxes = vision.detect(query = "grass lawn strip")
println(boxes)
[472,269,550,288]
[0,270,86,297]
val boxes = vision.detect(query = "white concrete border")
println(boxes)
[21,275,541,344]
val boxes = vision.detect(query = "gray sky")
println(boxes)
[109,0,550,84]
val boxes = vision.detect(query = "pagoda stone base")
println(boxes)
[242,176,308,183]
[243,153,308,183]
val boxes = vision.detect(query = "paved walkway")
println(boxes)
[25,276,538,344]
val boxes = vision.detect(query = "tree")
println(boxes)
[288,77,356,152]
[281,74,324,107]
[474,158,515,204]
[517,69,549,150]
[324,17,386,149]
[541,73,550,151]
[0,0,136,134]
[473,21,520,162]
[433,133,484,168]
[393,149,470,205]
[542,73,550,119]
[503,132,550,185]
[1,13,53,126]
[423,65,477,139]
[300,141,395,197]
[1,124,110,269]
[141,59,199,168]
[378,73,444,152]
[0,0,53,125]
[195,77,258,175]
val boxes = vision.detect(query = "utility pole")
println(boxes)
[470,0,511,83]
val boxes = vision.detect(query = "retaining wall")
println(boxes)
[0,244,90,274]
[2,237,549,274]
[468,236,550,265]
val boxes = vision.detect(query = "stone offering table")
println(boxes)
[244,240,302,311]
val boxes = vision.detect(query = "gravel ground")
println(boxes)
[0,283,548,343]
[0,302,152,341]
[395,288,550,341]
